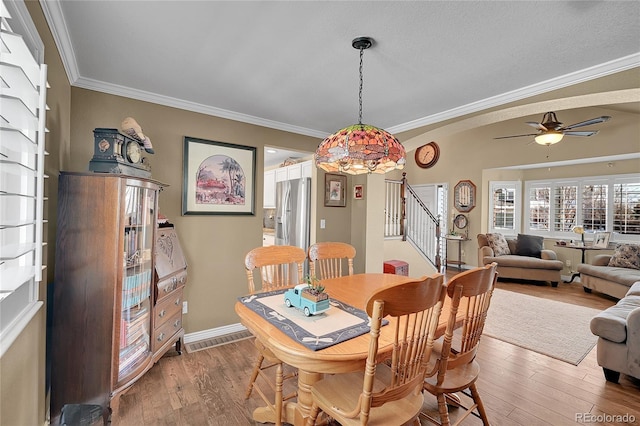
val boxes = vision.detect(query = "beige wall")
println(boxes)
[67,88,359,334]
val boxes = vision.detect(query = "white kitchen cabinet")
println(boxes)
[264,169,276,208]
[274,160,313,183]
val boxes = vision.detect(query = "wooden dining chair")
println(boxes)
[308,241,356,279]
[421,262,498,426]
[244,245,306,425]
[306,273,447,426]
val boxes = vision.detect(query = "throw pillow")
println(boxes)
[486,233,510,256]
[515,234,544,258]
[607,244,640,270]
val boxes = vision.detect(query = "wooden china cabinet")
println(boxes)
[51,172,169,422]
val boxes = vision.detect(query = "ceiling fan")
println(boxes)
[494,111,611,146]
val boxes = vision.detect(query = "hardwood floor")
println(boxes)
[112,276,640,425]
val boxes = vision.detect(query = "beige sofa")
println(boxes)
[477,234,563,287]
[590,281,640,382]
[578,254,640,299]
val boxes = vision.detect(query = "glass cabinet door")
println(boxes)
[118,183,156,381]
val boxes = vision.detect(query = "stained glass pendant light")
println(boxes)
[315,37,406,175]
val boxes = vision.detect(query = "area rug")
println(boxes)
[483,289,602,365]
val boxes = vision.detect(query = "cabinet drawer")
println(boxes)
[157,270,187,300]
[153,311,182,349]
[154,290,183,330]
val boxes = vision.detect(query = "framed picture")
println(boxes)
[325,173,347,207]
[353,184,364,200]
[182,136,256,215]
[593,232,611,248]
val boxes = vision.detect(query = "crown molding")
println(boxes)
[72,76,327,139]
[39,0,79,84]
[388,53,640,134]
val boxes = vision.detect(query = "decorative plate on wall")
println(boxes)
[454,180,476,212]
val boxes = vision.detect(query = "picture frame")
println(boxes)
[325,173,347,207]
[593,231,611,248]
[353,184,364,200]
[182,136,256,215]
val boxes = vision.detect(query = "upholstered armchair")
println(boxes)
[590,281,640,383]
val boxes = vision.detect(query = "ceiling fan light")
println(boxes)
[535,131,564,146]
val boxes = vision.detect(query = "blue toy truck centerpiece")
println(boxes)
[284,278,330,317]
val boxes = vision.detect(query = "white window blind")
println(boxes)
[613,178,640,236]
[488,181,521,235]
[582,182,608,232]
[553,184,577,232]
[525,174,640,242]
[0,0,47,356]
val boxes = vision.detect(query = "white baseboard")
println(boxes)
[183,322,248,344]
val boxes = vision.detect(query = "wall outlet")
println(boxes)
[182,301,188,314]
[565,259,572,267]
[461,250,465,258]
[320,219,326,229]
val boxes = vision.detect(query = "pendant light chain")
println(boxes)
[358,46,364,125]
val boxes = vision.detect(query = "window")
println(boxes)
[553,184,577,232]
[525,174,640,241]
[613,179,640,235]
[488,181,521,235]
[582,182,608,231]
[0,0,47,356]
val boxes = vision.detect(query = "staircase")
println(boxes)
[385,173,442,270]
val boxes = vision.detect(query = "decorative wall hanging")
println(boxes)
[182,136,256,215]
[353,184,364,200]
[454,180,476,212]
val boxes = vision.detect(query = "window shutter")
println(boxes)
[613,179,640,235]
[0,0,47,355]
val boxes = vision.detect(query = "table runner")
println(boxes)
[239,289,383,350]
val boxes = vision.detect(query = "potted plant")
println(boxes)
[301,276,329,302]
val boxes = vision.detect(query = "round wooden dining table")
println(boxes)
[234,272,455,426]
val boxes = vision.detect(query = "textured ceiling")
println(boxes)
[43,1,639,152]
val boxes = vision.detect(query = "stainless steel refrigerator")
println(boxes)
[275,177,311,276]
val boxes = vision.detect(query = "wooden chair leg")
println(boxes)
[437,393,451,426]
[245,354,264,399]
[470,383,490,425]
[306,402,321,426]
[275,363,283,426]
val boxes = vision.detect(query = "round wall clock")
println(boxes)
[414,141,440,169]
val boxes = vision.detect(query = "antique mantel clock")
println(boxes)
[89,128,151,178]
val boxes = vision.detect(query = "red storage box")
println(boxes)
[383,260,408,276]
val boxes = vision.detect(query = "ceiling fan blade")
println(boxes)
[563,130,599,137]
[494,133,539,140]
[562,116,611,130]
[525,121,547,131]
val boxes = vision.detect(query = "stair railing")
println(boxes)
[384,173,441,269]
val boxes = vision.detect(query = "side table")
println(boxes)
[444,236,470,271]
[555,243,610,283]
